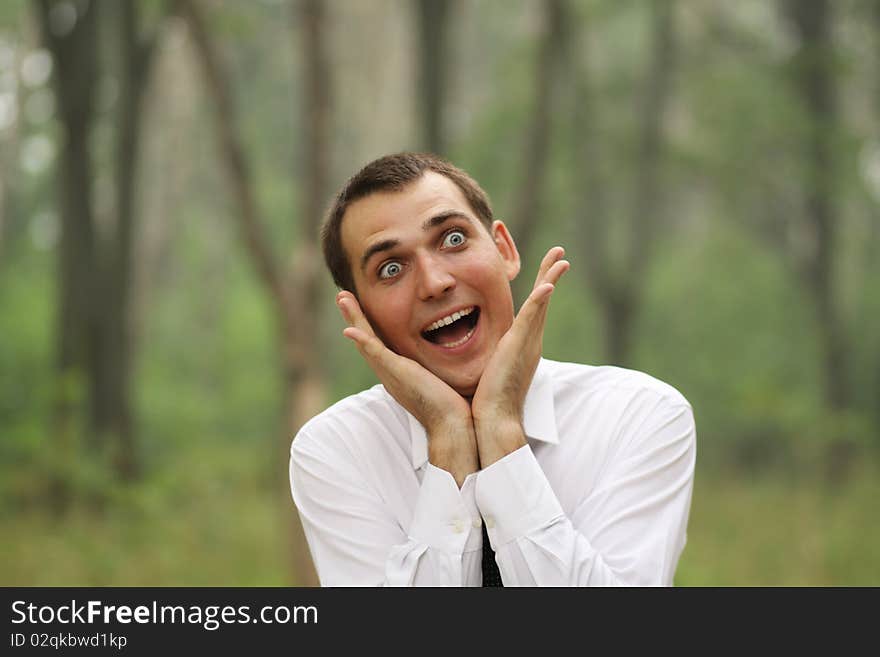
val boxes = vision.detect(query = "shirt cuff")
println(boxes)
[475,445,565,549]
[408,464,482,555]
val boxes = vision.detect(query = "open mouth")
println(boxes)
[421,306,480,348]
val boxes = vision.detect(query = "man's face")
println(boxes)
[341,171,521,396]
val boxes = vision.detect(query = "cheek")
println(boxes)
[464,261,514,312]
[457,257,502,290]
[362,292,414,351]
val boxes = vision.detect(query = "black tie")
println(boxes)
[481,523,503,587]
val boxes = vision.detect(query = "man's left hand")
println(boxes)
[471,246,569,467]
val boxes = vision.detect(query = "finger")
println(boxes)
[543,258,570,287]
[523,260,568,316]
[338,293,394,365]
[513,282,555,332]
[519,256,570,325]
[338,297,409,370]
[336,291,378,339]
[533,246,565,290]
[342,326,387,362]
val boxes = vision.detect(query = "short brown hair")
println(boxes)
[321,152,494,294]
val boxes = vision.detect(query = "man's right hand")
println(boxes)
[336,291,478,486]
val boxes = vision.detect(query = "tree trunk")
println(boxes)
[787,0,849,412]
[416,0,451,155]
[283,0,332,587]
[628,0,675,289]
[570,4,611,335]
[612,0,675,367]
[35,0,100,510]
[0,41,25,256]
[873,1,880,433]
[103,1,160,482]
[602,287,635,368]
[179,0,289,308]
[509,0,567,306]
[181,0,329,586]
[785,0,853,480]
[571,0,676,367]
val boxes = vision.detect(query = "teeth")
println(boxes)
[425,306,474,332]
[439,326,476,348]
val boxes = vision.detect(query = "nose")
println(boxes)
[415,252,456,301]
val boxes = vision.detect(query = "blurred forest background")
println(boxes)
[0,0,878,586]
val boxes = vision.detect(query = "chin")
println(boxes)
[452,382,478,398]
[417,355,486,399]
[438,369,481,398]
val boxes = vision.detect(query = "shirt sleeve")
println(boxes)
[290,430,483,586]
[475,398,696,586]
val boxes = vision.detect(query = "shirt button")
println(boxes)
[453,519,466,533]
[472,518,482,529]
[485,516,496,529]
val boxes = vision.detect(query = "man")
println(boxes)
[289,152,696,586]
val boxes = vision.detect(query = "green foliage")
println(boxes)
[0,443,288,585]
[676,461,880,586]
[0,0,878,586]
[0,247,54,496]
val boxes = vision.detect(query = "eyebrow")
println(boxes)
[359,210,473,273]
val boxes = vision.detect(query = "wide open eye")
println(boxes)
[442,230,466,248]
[378,261,403,279]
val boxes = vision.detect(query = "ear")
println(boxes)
[491,220,521,281]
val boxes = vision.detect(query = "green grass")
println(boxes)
[0,445,295,586]
[676,461,880,586]
[2,457,878,586]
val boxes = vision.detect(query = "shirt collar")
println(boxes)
[406,358,559,471]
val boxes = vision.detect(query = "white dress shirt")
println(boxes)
[289,358,696,586]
